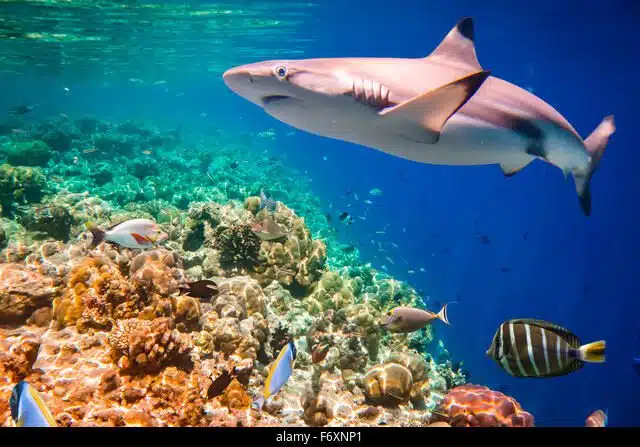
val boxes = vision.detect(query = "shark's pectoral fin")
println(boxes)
[500,161,530,177]
[379,70,490,144]
[427,17,482,71]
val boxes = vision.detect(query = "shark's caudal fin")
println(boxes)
[427,17,482,72]
[574,115,615,216]
[379,70,490,144]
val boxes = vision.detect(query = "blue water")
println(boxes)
[2,0,639,426]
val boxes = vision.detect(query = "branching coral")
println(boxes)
[107,317,193,374]
[213,224,261,271]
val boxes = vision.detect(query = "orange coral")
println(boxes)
[434,384,534,427]
[107,317,192,374]
[52,256,140,332]
[219,378,252,410]
[129,249,184,298]
[0,333,41,382]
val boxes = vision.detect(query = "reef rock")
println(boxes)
[0,263,59,325]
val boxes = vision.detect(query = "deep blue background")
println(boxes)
[1,0,638,426]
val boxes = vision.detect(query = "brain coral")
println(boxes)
[434,384,534,427]
[363,362,414,406]
[129,249,185,298]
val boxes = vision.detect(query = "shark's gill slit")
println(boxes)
[350,77,392,109]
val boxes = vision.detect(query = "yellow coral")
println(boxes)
[53,256,139,332]
[219,379,252,409]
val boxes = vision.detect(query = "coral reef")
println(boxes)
[0,115,485,428]
[107,317,192,374]
[0,164,46,213]
[4,140,52,167]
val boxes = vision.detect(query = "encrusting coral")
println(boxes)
[432,384,535,427]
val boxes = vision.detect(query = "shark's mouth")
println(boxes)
[262,95,292,106]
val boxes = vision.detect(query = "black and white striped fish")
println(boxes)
[486,319,606,378]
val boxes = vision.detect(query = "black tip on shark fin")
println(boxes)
[578,182,592,217]
[456,17,474,42]
[427,17,481,71]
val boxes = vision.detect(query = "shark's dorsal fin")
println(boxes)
[379,70,490,144]
[427,17,482,71]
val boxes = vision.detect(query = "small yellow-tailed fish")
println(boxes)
[10,381,57,427]
[379,304,451,333]
[252,340,297,412]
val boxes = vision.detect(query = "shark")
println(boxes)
[222,17,615,216]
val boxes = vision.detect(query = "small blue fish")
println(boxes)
[252,341,297,411]
[10,381,57,427]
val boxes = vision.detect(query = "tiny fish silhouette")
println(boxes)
[179,280,218,300]
[207,369,234,398]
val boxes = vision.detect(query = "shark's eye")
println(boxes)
[275,65,288,79]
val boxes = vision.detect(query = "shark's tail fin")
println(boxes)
[574,115,615,216]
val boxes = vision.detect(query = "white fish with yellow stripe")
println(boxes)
[252,340,297,411]
[10,381,57,427]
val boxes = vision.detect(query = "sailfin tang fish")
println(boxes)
[486,318,606,378]
[10,381,57,427]
[252,340,296,411]
[379,304,451,333]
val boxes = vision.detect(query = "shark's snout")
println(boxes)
[223,64,293,107]
[222,67,253,91]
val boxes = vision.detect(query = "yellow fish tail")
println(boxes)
[579,340,606,363]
